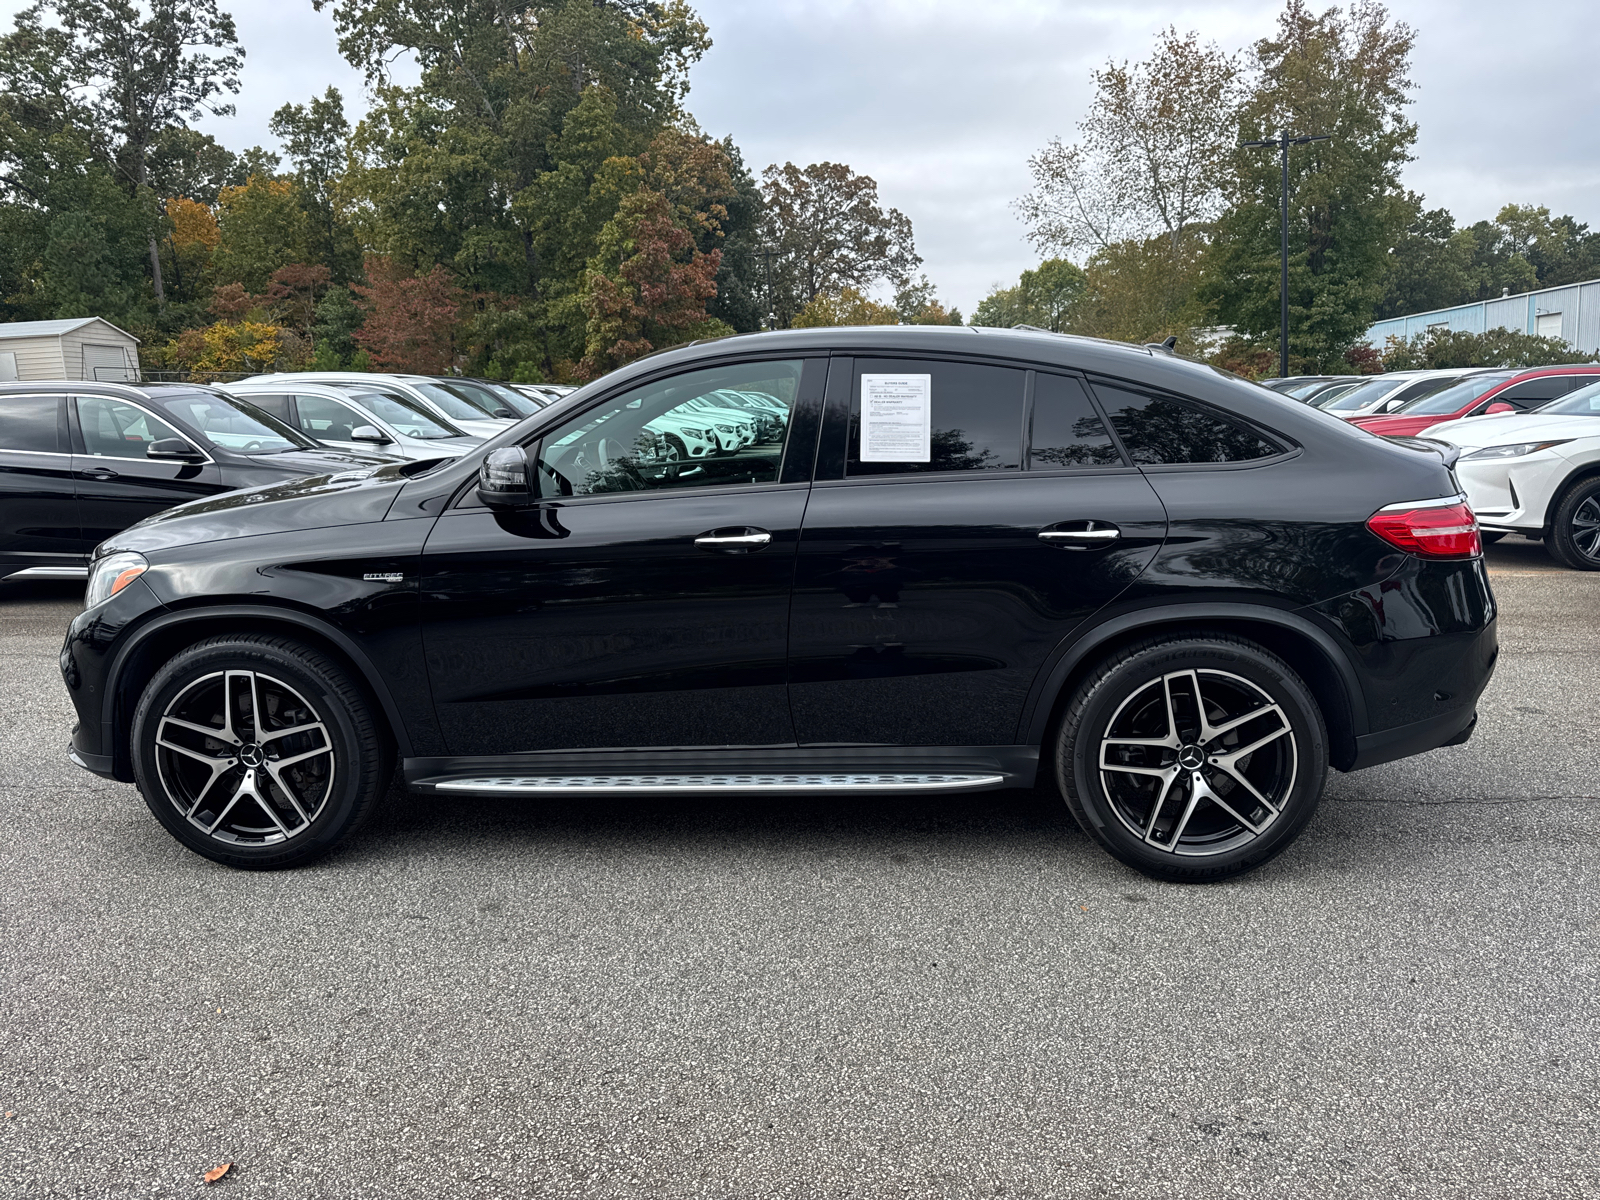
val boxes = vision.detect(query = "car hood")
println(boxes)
[243,447,398,473]
[1349,412,1455,435]
[103,461,416,556]
[1419,413,1600,448]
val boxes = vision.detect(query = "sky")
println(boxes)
[7,0,1599,315]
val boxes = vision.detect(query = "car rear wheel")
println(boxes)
[131,635,390,869]
[1053,634,1328,882]
[1545,477,1600,570]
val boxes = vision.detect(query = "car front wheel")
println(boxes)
[130,634,389,869]
[1546,477,1600,570]
[1054,634,1328,882]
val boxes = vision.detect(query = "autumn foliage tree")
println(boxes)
[578,189,726,378]
[350,254,463,373]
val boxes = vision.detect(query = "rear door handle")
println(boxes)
[695,528,772,551]
[1039,520,1121,548]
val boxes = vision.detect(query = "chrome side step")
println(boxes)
[434,772,1006,795]
[7,565,88,579]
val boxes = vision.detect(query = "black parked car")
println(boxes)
[1,381,396,581]
[59,329,1497,880]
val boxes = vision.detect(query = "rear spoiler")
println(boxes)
[1381,434,1461,472]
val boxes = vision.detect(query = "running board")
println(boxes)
[6,565,88,579]
[433,772,1005,795]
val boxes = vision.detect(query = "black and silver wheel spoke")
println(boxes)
[153,669,335,846]
[1098,668,1298,857]
[1573,498,1600,559]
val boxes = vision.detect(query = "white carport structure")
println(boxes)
[0,317,141,382]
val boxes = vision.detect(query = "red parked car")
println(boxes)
[1351,365,1600,438]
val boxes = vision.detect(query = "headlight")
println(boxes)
[716,423,736,434]
[85,551,149,609]
[1462,440,1573,460]
[679,427,708,440]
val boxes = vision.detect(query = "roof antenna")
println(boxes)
[1145,335,1178,354]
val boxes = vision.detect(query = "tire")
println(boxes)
[1544,477,1600,570]
[130,634,390,869]
[1053,633,1328,883]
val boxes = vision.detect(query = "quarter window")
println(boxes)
[1030,374,1122,468]
[1092,385,1280,465]
[76,396,183,459]
[847,359,1024,476]
[0,395,62,452]
[536,360,801,496]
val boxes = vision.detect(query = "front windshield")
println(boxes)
[1395,373,1514,416]
[400,381,497,423]
[1533,380,1600,416]
[342,390,462,439]
[1321,378,1402,412]
[163,392,313,452]
[1285,379,1340,399]
[442,379,537,418]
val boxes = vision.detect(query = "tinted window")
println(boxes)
[76,396,183,459]
[1092,385,1280,465]
[1495,377,1582,408]
[241,392,293,422]
[0,395,62,452]
[158,394,308,453]
[293,395,363,443]
[847,359,1023,476]
[1030,374,1121,468]
[538,360,801,496]
[1533,381,1600,416]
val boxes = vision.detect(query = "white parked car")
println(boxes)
[223,380,483,462]
[245,372,511,439]
[1318,368,1495,419]
[1420,380,1600,569]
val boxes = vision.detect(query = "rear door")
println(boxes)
[0,393,82,574]
[787,359,1167,747]
[69,394,228,544]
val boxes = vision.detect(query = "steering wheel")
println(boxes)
[242,440,265,452]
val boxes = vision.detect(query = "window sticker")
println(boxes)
[860,373,931,462]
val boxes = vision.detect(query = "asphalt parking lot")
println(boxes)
[1,536,1596,1199]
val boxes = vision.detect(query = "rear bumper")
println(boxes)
[1349,705,1477,770]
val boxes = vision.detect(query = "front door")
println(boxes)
[788,360,1167,747]
[70,394,226,545]
[421,356,824,756]
[0,393,81,574]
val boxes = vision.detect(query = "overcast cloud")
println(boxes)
[7,0,1598,314]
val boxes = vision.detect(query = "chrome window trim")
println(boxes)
[72,394,217,466]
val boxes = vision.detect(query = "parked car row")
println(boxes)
[40,328,1496,886]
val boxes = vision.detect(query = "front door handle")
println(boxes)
[695,528,773,551]
[1039,520,1121,548]
[78,466,120,480]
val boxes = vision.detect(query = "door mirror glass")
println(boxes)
[478,445,536,507]
[146,437,203,461]
[349,425,392,444]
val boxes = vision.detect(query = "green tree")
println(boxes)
[1381,326,1599,370]
[971,259,1086,330]
[270,86,361,282]
[210,175,309,292]
[1204,0,1418,370]
[1072,235,1209,350]
[1376,203,1476,319]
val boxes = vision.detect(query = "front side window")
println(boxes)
[1396,374,1513,416]
[1030,374,1122,468]
[1091,384,1281,465]
[0,395,62,452]
[293,395,365,443]
[76,396,183,458]
[537,360,801,496]
[1492,377,1581,409]
[847,359,1024,477]
[1537,381,1600,416]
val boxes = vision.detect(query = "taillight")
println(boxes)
[1366,498,1481,559]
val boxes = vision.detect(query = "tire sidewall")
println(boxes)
[131,639,376,868]
[1057,638,1328,881]
[1550,478,1600,570]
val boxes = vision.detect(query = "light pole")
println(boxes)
[1242,130,1331,378]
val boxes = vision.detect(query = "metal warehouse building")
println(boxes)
[1366,278,1600,354]
[0,317,141,383]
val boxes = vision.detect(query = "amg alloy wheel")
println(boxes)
[132,635,388,869]
[1055,634,1328,882]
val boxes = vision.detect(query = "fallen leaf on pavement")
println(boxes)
[203,1163,232,1183]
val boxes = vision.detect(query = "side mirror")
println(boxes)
[147,437,203,462]
[477,445,538,508]
[492,407,516,419]
[350,424,393,444]
[1484,401,1514,415]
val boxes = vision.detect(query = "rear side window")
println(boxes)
[1494,377,1584,409]
[1091,384,1280,465]
[0,394,63,452]
[1030,374,1122,468]
[848,359,1024,476]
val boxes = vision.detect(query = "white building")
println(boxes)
[0,317,141,382]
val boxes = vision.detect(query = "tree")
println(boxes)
[1376,203,1476,319]
[760,161,920,328]
[1017,27,1241,257]
[210,175,308,292]
[270,86,360,281]
[35,0,244,307]
[706,137,764,332]
[350,254,463,373]
[1071,235,1209,350]
[892,275,962,325]
[971,259,1086,330]
[1380,326,1599,371]
[791,286,898,328]
[1204,1,1418,370]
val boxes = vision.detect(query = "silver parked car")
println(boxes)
[223,380,483,462]
[243,372,512,440]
